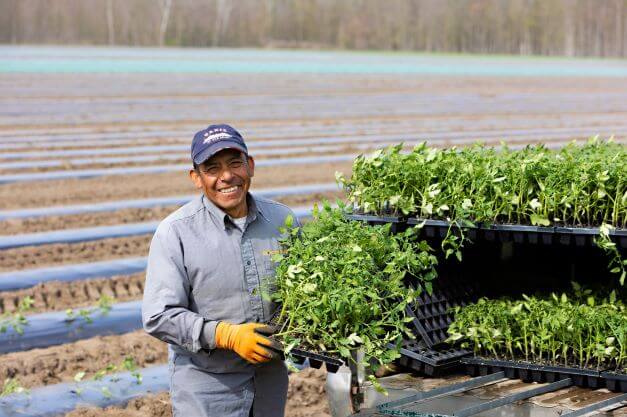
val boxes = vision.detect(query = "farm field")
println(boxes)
[0,46,626,416]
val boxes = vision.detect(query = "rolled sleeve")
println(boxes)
[141,223,211,354]
[200,320,219,349]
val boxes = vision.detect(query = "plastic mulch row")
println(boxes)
[346,213,627,249]
[397,340,471,377]
[461,357,627,392]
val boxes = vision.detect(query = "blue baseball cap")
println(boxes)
[191,124,248,165]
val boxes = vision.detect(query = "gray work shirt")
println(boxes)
[142,193,297,417]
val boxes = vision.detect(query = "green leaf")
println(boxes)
[530,214,550,226]
[348,333,363,345]
[338,346,350,358]
[100,386,112,398]
[284,214,293,229]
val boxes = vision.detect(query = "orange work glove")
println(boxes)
[215,322,281,364]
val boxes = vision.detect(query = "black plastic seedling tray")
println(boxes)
[407,218,627,249]
[405,274,477,348]
[269,312,343,373]
[461,357,616,390]
[346,213,627,250]
[287,347,344,373]
[397,340,471,376]
[344,213,408,233]
[601,372,627,392]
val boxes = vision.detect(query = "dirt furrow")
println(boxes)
[0,161,353,209]
[0,193,341,272]
[65,367,331,417]
[0,330,166,389]
[0,139,185,154]
[0,149,358,175]
[0,328,330,417]
[0,235,152,272]
[0,273,145,315]
[0,206,177,236]
[0,191,344,235]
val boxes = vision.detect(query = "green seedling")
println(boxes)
[71,355,143,400]
[121,356,143,385]
[65,294,114,324]
[0,296,34,335]
[274,202,438,375]
[448,284,627,371]
[341,139,627,283]
[0,378,28,397]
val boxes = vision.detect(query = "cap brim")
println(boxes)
[193,141,248,165]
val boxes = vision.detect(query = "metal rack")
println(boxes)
[359,372,627,417]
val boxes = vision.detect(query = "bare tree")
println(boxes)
[106,0,115,45]
[1,0,626,57]
[212,0,233,46]
[159,0,173,46]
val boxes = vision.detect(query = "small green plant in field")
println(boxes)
[0,378,28,397]
[65,294,114,324]
[447,284,627,371]
[73,371,86,395]
[339,139,627,283]
[273,202,438,377]
[121,356,142,385]
[0,296,34,335]
[91,356,141,384]
[72,356,143,398]
[93,363,118,381]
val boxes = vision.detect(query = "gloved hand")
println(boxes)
[215,322,281,364]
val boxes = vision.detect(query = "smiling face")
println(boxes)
[190,148,255,218]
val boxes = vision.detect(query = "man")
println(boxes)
[142,124,297,417]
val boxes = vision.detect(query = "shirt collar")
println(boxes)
[201,192,266,231]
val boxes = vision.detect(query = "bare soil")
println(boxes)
[0,192,341,272]
[3,72,626,417]
[0,273,144,314]
[0,235,151,272]
[0,161,353,209]
[66,393,173,417]
[64,368,330,417]
[0,190,344,235]
[0,206,177,236]
[0,148,358,175]
[0,328,329,417]
[0,139,185,154]
[0,330,167,389]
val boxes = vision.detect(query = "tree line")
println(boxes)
[1,0,625,57]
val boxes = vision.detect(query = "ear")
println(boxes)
[189,169,203,189]
[246,155,255,178]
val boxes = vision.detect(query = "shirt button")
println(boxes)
[246,261,251,266]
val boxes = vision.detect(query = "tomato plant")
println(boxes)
[272,202,438,373]
[447,284,627,372]
[339,138,627,283]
